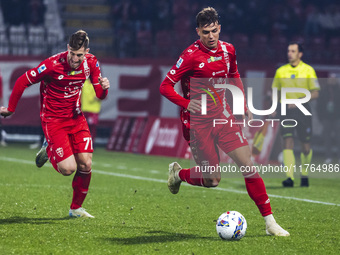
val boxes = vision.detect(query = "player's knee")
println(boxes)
[59,167,76,176]
[57,161,77,176]
[77,158,92,172]
[203,177,220,187]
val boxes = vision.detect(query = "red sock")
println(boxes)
[243,171,272,216]
[70,170,92,209]
[178,167,204,186]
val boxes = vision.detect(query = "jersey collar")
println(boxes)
[197,40,220,54]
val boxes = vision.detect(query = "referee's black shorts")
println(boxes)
[279,103,312,143]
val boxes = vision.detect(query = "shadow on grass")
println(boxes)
[103,230,217,245]
[264,186,289,190]
[0,216,71,225]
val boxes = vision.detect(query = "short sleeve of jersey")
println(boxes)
[25,59,52,85]
[166,52,193,84]
[88,55,101,86]
[307,66,320,91]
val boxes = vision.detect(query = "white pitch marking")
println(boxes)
[0,156,339,207]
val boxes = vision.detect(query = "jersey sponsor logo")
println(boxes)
[188,49,193,52]
[58,75,64,80]
[212,70,225,76]
[30,70,36,77]
[207,56,222,63]
[69,80,83,85]
[176,57,183,68]
[56,147,64,157]
[38,64,47,74]
[170,69,176,75]
[199,62,205,68]
[67,70,83,76]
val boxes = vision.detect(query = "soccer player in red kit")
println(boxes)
[0,30,110,218]
[160,7,289,236]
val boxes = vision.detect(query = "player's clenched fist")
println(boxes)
[99,77,110,90]
[0,106,13,118]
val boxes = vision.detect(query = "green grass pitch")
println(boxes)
[0,144,339,254]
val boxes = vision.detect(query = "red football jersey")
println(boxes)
[8,51,107,121]
[160,40,246,124]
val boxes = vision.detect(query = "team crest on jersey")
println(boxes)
[207,56,222,63]
[96,61,99,67]
[176,57,183,68]
[38,64,47,74]
[56,147,64,157]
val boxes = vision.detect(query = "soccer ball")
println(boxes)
[216,211,247,240]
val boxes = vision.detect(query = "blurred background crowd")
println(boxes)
[0,0,339,63]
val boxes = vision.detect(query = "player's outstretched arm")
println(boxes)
[99,77,110,90]
[0,106,13,118]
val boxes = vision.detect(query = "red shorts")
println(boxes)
[42,116,93,163]
[185,115,248,166]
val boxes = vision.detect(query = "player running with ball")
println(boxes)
[160,7,289,236]
[0,30,110,218]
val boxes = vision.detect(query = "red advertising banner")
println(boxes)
[107,116,279,164]
[107,116,190,158]
[137,116,189,158]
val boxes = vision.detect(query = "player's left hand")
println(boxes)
[0,106,14,118]
[99,77,110,90]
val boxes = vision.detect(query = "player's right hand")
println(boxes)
[0,106,13,118]
[187,99,201,113]
[98,77,110,90]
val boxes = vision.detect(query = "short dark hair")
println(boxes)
[196,7,219,28]
[69,30,89,50]
[289,41,304,53]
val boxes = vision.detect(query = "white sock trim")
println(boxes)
[78,170,92,175]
